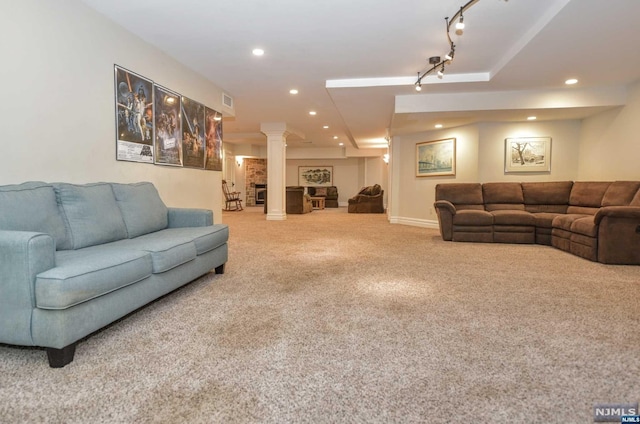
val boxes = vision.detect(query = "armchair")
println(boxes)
[286,186,313,214]
[348,184,385,213]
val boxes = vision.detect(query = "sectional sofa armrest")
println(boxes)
[434,200,456,215]
[0,231,56,345]
[433,200,456,241]
[594,206,640,225]
[167,208,213,228]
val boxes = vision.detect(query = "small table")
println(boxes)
[310,196,325,210]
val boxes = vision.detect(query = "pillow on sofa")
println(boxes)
[111,182,169,238]
[54,183,128,249]
[315,187,327,196]
[0,182,70,250]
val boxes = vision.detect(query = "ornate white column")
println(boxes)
[260,123,303,221]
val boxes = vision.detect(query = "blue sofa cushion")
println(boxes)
[109,232,197,273]
[0,182,70,250]
[36,246,153,310]
[111,182,168,238]
[54,183,128,249]
[160,225,229,255]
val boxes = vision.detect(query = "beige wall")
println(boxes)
[577,80,640,180]
[0,0,230,222]
[390,119,584,226]
[286,158,362,205]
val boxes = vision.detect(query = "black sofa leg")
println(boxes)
[46,344,76,368]
[215,263,225,274]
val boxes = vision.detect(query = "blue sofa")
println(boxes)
[0,181,228,367]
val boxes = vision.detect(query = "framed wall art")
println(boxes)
[204,107,223,171]
[153,85,182,166]
[416,138,456,177]
[181,96,205,169]
[298,166,333,186]
[504,137,551,173]
[114,65,154,163]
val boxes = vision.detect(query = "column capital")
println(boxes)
[260,122,305,140]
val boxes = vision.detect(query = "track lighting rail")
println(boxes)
[415,0,480,91]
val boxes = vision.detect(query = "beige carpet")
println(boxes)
[1,206,639,423]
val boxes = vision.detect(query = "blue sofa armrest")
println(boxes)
[0,231,56,346]
[167,208,213,228]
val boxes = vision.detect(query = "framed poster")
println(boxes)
[204,107,223,171]
[416,138,456,177]
[114,65,154,163]
[153,85,182,166]
[298,166,333,186]
[181,96,205,169]
[505,137,551,173]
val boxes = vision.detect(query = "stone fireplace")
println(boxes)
[244,158,267,206]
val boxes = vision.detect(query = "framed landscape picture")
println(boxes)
[505,137,551,173]
[299,166,333,186]
[416,138,456,177]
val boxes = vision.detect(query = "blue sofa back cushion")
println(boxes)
[0,182,70,250]
[54,183,128,250]
[111,182,168,238]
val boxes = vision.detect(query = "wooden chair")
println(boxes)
[222,180,243,211]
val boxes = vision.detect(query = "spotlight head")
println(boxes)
[415,83,422,92]
[456,7,465,30]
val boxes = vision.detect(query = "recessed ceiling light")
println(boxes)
[309,111,317,116]
[323,125,329,129]
[289,89,298,95]
[565,78,578,85]
[252,48,265,56]
[435,124,443,129]
[333,136,338,139]
[527,116,537,120]
[339,142,344,146]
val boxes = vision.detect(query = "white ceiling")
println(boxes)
[79,0,640,150]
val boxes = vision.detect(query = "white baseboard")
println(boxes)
[389,216,439,229]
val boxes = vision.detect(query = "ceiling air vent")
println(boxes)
[222,93,233,108]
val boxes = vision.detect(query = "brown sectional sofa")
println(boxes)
[434,181,640,264]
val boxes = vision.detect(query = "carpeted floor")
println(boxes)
[1,206,639,423]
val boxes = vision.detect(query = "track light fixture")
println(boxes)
[456,7,465,31]
[414,0,481,90]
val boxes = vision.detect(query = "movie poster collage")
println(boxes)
[114,65,223,171]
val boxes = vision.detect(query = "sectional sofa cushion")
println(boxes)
[112,182,169,238]
[491,210,535,226]
[522,181,572,213]
[567,181,611,214]
[436,183,484,210]
[36,246,153,310]
[570,217,599,237]
[483,182,525,211]
[452,209,493,225]
[0,182,70,250]
[54,183,128,250]
[632,190,640,207]
[601,181,640,206]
